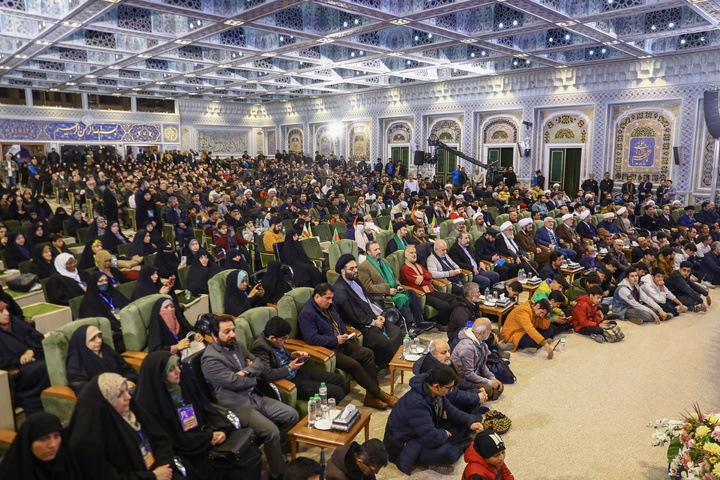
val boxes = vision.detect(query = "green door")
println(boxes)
[549,148,565,189]
[391,147,409,177]
[435,149,457,184]
[488,148,501,169]
[500,147,514,169]
[549,148,582,192]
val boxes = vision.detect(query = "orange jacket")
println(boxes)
[500,300,550,351]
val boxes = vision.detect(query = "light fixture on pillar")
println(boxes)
[517,120,533,159]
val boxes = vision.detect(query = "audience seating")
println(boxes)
[207,269,237,314]
[326,239,358,285]
[119,293,172,369]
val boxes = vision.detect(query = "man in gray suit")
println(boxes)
[202,314,299,480]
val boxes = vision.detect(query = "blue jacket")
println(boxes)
[383,374,475,474]
[297,297,348,351]
[679,214,698,228]
[577,220,598,240]
[412,353,485,414]
[535,226,560,249]
[597,220,621,235]
[539,264,562,281]
[451,170,461,184]
[166,206,190,225]
[696,209,720,226]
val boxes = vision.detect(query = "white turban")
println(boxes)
[473,212,482,221]
[244,189,252,195]
[454,217,464,224]
[617,207,627,215]
[562,213,573,222]
[500,221,513,232]
[518,218,532,228]
[580,211,590,220]
[603,213,615,219]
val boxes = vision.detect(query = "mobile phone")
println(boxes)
[164,275,176,288]
[347,332,357,340]
[180,256,187,264]
[297,356,308,364]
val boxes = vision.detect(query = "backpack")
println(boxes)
[602,323,625,343]
[486,357,516,384]
[7,273,38,292]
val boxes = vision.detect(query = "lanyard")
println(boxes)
[172,395,185,407]
[100,293,114,310]
[168,328,178,342]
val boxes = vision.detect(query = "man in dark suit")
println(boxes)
[166,196,194,248]
[496,221,537,275]
[535,216,577,261]
[600,172,614,198]
[576,211,602,246]
[581,173,599,197]
[452,231,503,285]
[639,204,659,233]
[621,176,637,199]
[638,175,653,203]
[202,315,299,480]
[101,179,119,224]
[251,316,345,403]
[332,254,404,369]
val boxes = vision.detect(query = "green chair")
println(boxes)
[314,223,331,242]
[326,239,358,285]
[41,317,114,423]
[376,230,394,258]
[496,214,509,225]
[256,232,277,268]
[439,219,455,239]
[281,219,295,234]
[115,281,136,301]
[208,269,238,314]
[18,260,32,275]
[178,265,190,290]
[120,294,171,363]
[69,295,83,320]
[76,228,89,245]
[532,220,545,240]
[118,243,132,257]
[376,216,390,231]
[331,222,347,239]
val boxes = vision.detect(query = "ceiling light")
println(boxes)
[15,55,28,59]
[549,37,554,42]
[183,74,195,77]
[66,82,76,85]
[36,40,51,45]
[156,81,166,84]
[343,21,348,27]
[261,52,276,57]
[565,34,571,40]
[517,53,527,57]
[668,22,674,28]
[481,51,487,56]
[512,20,518,26]
[461,39,477,43]
[354,19,359,24]
[49,88,58,91]
[470,52,475,57]
[525,59,530,64]
[589,50,594,55]
[389,18,410,25]
[601,48,607,53]
[214,87,224,89]
[218,64,231,68]
[85,75,96,78]
[317,38,334,43]
[387,52,402,56]
[638,55,652,58]
[428,34,433,39]
[62,21,82,27]
[604,41,620,45]
[138,54,151,58]
[112,92,121,95]
[189,92,197,95]
[132,88,141,91]
[689,0,708,3]
[165,97,173,99]
[175,40,191,44]
[498,22,504,28]
[651,25,656,30]
[555,65,568,68]
[109,66,120,69]
[556,21,575,27]
[224,20,244,26]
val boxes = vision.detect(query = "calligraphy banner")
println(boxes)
[617,114,670,177]
[0,119,165,143]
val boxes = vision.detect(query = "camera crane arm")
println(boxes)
[427,134,500,182]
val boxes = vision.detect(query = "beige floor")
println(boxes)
[297,297,720,479]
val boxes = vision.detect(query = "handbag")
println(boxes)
[208,427,260,468]
[602,323,625,343]
[7,273,38,292]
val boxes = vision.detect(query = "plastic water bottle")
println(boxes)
[559,335,566,352]
[319,382,328,406]
[519,268,525,281]
[185,290,191,301]
[282,226,286,237]
[307,397,316,427]
[314,395,323,423]
[403,334,411,358]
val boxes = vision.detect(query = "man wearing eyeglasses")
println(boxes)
[383,364,483,475]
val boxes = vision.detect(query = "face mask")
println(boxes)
[98,283,109,292]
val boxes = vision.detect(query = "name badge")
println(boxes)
[148,210,154,217]
[111,307,121,319]
[139,439,155,470]
[177,404,198,431]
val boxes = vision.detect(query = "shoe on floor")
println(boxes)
[427,464,453,475]
[407,326,423,338]
[383,393,399,407]
[415,321,436,331]
[363,396,388,410]
[627,317,643,325]
[590,333,605,343]
[604,313,620,320]
[520,347,537,354]
[498,342,514,351]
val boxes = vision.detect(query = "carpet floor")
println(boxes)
[295,296,720,479]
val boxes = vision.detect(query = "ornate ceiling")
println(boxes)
[0,0,718,105]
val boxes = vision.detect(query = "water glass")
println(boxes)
[413,337,420,354]
[328,398,336,413]
[321,405,330,421]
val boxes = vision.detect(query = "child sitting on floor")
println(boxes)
[570,286,616,343]
[462,430,514,480]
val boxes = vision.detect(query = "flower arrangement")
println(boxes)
[649,405,720,479]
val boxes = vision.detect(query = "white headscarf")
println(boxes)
[54,252,81,283]
[98,373,140,431]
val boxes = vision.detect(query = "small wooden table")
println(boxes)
[287,408,372,459]
[561,265,585,283]
[506,277,542,298]
[477,301,517,327]
[388,345,417,395]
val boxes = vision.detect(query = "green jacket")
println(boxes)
[566,277,589,303]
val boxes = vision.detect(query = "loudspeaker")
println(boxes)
[413,150,425,166]
[673,146,683,166]
[704,91,720,139]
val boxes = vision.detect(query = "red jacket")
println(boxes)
[462,443,514,480]
[213,232,248,258]
[570,294,602,331]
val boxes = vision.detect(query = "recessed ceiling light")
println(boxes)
[638,55,652,58]
[62,21,82,27]
[189,92,197,95]
[138,54,151,58]
[85,75,96,78]
[317,38,334,43]
[175,40,191,44]
[165,97,173,99]
[604,40,620,45]
[555,65,568,68]
[103,0,122,3]
[131,88,141,91]
[218,64,231,68]
[224,20,244,26]
[66,82,76,85]
[109,66,121,69]
[387,52,402,56]
[183,74,195,77]
[156,81,166,84]
[36,40,51,46]
[261,52,276,57]
[15,55,28,59]
[460,39,477,44]
[112,92,121,95]
[389,18,410,25]
[49,88,58,91]
[214,87,224,90]
[517,53,527,57]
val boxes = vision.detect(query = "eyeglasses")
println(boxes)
[440,384,454,391]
